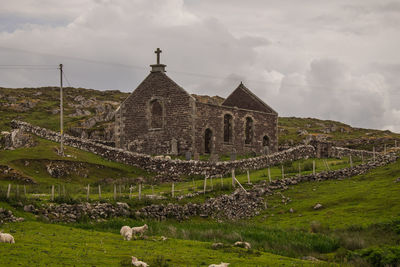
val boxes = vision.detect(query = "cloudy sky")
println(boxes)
[1,0,399,132]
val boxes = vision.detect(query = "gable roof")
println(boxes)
[222,82,278,114]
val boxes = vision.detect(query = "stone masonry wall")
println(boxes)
[117,72,194,155]
[12,120,313,176]
[194,102,278,155]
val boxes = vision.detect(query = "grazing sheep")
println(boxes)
[131,256,149,267]
[120,226,133,241]
[0,232,15,244]
[132,224,148,238]
[234,241,251,249]
[160,236,167,241]
[164,155,171,160]
[208,263,229,267]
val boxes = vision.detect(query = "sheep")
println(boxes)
[132,224,148,238]
[0,232,15,244]
[154,155,164,159]
[164,155,171,160]
[131,256,149,267]
[234,241,251,249]
[208,263,229,267]
[120,225,133,241]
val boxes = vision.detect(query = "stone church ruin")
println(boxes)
[115,48,278,156]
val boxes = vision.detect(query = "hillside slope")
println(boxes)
[1,87,399,150]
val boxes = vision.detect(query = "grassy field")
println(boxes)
[0,220,324,266]
[2,155,399,265]
[0,137,363,204]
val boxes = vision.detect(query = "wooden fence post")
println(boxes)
[231,169,236,188]
[192,178,195,191]
[373,146,376,162]
[281,165,284,179]
[247,170,250,184]
[86,184,90,201]
[51,185,55,201]
[349,155,353,168]
[233,176,247,193]
[361,152,364,164]
[171,183,174,197]
[395,140,397,148]
[210,176,213,190]
[220,176,223,188]
[203,177,207,194]
[23,185,26,197]
[7,184,11,199]
[139,184,142,200]
[114,184,117,201]
[98,185,101,200]
[313,160,316,175]
[129,185,132,200]
[268,167,271,183]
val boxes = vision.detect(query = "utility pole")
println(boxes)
[59,64,64,156]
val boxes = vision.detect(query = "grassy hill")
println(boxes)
[1,86,399,150]
[0,137,399,265]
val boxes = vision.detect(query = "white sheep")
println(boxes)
[164,155,171,160]
[0,232,15,244]
[209,263,229,267]
[154,155,164,159]
[234,241,251,249]
[131,256,149,267]
[132,224,148,238]
[120,225,133,241]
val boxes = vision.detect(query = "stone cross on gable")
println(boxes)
[155,48,162,64]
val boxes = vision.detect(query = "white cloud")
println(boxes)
[0,0,399,132]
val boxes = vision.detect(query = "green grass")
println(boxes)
[0,220,323,266]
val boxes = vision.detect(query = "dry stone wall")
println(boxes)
[11,120,315,176]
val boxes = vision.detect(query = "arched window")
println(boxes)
[245,117,253,144]
[150,99,163,128]
[263,135,270,147]
[205,128,213,154]
[223,114,233,143]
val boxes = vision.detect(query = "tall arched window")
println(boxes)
[205,128,213,154]
[245,117,253,144]
[150,99,163,128]
[263,135,270,147]
[224,114,233,143]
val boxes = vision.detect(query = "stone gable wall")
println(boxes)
[194,102,278,155]
[116,72,194,155]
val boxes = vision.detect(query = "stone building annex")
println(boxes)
[114,49,278,157]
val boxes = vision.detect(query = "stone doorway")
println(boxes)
[205,128,213,154]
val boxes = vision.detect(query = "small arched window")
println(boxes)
[150,99,163,128]
[223,114,233,143]
[263,135,270,147]
[245,117,253,144]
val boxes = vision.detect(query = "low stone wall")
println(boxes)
[330,146,375,158]
[254,152,398,194]
[11,120,316,176]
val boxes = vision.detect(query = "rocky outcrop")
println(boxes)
[0,129,36,150]
[0,165,36,184]
[0,208,24,224]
